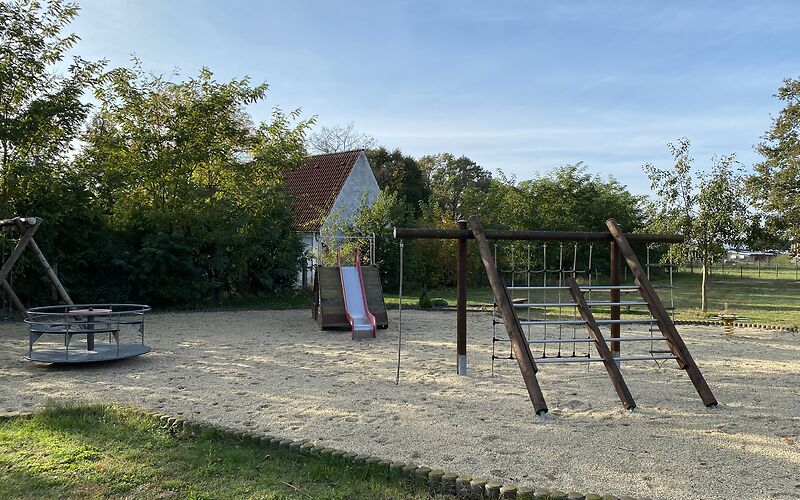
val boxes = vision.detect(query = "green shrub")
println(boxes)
[418,289,432,308]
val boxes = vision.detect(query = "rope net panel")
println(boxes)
[490,239,677,373]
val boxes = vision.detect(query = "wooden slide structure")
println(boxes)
[312,254,388,335]
[470,215,717,415]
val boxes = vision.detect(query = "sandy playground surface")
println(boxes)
[0,308,798,499]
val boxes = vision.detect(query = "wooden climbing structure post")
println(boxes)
[470,215,548,415]
[456,219,468,375]
[567,277,636,410]
[606,218,718,407]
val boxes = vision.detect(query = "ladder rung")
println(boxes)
[532,355,677,364]
[526,336,668,344]
[512,301,649,308]
[518,318,658,326]
[506,285,640,291]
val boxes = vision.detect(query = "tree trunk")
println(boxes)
[701,261,708,312]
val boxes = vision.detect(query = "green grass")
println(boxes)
[0,403,449,499]
[385,271,800,329]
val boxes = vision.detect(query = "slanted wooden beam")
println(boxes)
[1,278,25,313]
[567,277,636,410]
[0,220,40,284]
[606,218,718,407]
[15,220,73,305]
[470,215,548,416]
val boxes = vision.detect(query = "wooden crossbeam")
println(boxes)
[606,218,718,407]
[470,215,548,416]
[566,277,636,410]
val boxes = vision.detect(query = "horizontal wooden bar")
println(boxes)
[393,227,684,244]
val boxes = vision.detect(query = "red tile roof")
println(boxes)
[285,149,363,231]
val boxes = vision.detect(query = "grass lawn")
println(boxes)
[385,272,800,329]
[0,403,448,499]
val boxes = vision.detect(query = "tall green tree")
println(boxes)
[80,63,310,305]
[366,147,430,212]
[0,0,109,306]
[0,0,103,198]
[645,139,748,311]
[419,153,492,219]
[748,77,800,244]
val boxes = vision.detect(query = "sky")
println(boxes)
[65,1,800,194]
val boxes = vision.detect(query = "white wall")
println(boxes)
[323,151,380,232]
[295,151,380,287]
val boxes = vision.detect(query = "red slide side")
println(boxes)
[338,249,377,339]
[354,249,377,337]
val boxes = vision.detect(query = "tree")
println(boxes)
[307,122,375,153]
[419,153,492,219]
[0,0,110,305]
[334,191,414,290]
[366,147,430,212]
[0,0,104,190]
[80,63,309,304]
[748,77,800,244]
[645,139,748,311]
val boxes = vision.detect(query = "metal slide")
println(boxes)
[338,249,377,339]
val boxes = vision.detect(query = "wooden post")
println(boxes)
[15,221,72,305]
[567,277,636,409]
[470,215,548,415]
[1,278,25,313]
[610,241,621,359]
[456,219,467,375]
[0,221,40,284]
[606,218,718,407]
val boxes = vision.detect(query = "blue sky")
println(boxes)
[67,1,800,194]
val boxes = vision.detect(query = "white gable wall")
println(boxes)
[322,151,380,232]
[296,151,380,286]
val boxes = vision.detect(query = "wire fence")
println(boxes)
[678,260,800,280]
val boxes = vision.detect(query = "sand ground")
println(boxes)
[0,309,798,499]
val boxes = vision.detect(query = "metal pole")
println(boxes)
[395,240,404,385]
[457,220,468,375]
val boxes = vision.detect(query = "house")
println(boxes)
[285,149,380,286]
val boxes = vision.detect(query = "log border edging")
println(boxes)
[675,320,799,332]
[132,407,637,500]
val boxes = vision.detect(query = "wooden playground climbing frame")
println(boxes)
[394,216,718,414]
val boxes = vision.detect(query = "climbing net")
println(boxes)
[490,240,677,373]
